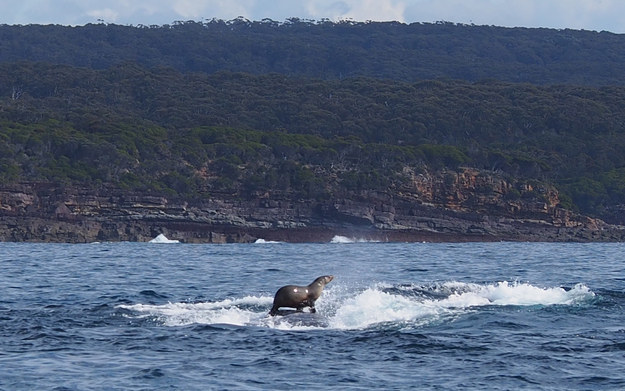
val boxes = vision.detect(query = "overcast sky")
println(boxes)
[2,0,624,33]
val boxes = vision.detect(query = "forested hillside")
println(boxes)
[1,21,625,241]
[1,19,625,85]
[1,62,625,222]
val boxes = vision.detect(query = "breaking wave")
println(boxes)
[253,239,283,244]
[118,281,595,331]
[330,235,381,243]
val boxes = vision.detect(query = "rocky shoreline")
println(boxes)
[1,174,624,243]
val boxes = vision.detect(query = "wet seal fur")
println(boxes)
[269,275,334,316]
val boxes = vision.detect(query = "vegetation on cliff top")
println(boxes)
[1,20,625,85]
[1,21,625,224]
[1,62,625,222]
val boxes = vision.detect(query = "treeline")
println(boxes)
[2,62,625,220]
[1,20,625,85]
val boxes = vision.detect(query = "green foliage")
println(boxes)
[418,144,468,168]
[119,172,142,190]
[559,177,607,214]
[557,192,575,211]
[0,161,19,181]
[2,21,625,85]
[157,171,199,195]
[558,168,625,215]
[2,62,625,221]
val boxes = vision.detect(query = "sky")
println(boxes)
[1,0,625,33]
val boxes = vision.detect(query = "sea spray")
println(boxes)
[119,296,273,326]
[118,282,595,330]
[330,235,381,243]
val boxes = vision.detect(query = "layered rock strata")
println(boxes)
[0,169,622,243]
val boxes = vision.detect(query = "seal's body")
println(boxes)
[269,275,334,316]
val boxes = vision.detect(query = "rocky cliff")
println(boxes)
[1,168,622,243]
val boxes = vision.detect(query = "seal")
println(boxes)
[269,275,334,316]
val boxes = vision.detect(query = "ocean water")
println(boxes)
[1,239,624,390]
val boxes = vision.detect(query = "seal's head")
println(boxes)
[313,275,334,286]
[307,275,334,299]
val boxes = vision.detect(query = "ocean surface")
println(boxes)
[1,238,625,390]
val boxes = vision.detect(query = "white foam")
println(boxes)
[254,239,282,244]
[119,296,272,326]
[330,235,380,243]
[438,281,593,307]
[328,287,443,329]
[149,234,180,243]
[118,282,594,330]
[326,282,594,329]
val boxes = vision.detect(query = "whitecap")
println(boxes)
[254,239,282,244]
[149,234,180,243]
[117,281,595,331]
[118,296,272,326]
[438,281,594,307]
[327,287,444,329]
[330,235,380,243]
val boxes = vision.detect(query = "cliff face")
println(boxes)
[0,168,621,243]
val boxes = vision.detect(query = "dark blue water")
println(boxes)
[1,240,624,390]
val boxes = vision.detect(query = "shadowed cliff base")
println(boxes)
[0,215,623,243]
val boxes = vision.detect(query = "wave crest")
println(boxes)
[118,282,594,330]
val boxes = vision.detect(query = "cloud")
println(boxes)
[86,8,119,23]
[170,0,253,21]
[306,0,406,22]
[403,0,625,32]
[1,0,625,32]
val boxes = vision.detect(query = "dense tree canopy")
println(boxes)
[1,20,624,85]
[2,62,625,221]
[2,21,625,224]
